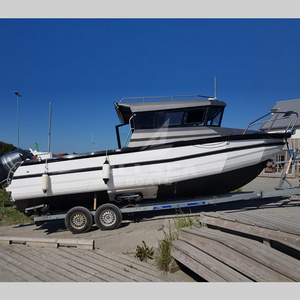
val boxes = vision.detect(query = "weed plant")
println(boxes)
[135,241,154,262]
[155,210,201,272]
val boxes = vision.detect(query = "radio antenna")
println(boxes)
[214,77,217,99]
[48,101,52,153]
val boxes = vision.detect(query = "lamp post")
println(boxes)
[14,91,21,148]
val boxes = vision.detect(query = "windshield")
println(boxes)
[133,106,224,129]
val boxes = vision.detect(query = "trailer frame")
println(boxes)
[32,184,300,233]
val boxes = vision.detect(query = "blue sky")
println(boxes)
[1,18,300,154]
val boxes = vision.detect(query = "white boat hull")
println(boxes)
[6,136,285,212]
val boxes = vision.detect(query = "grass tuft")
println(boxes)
[0,187,32,226]
[155,210,201,273]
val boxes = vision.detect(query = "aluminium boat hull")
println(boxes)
[6,133,286,213]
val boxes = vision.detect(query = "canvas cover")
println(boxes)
[259,99,300,132]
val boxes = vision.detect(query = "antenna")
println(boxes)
[92,132,96,152]
[48,101,52,153]
[214,77,217,99]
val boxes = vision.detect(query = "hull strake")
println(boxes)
[12,140,284,180]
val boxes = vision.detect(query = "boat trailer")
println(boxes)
[31,183,300,234]
[30,158,300,234]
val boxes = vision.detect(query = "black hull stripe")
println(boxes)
[13,141,284,180]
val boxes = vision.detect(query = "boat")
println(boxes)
[0,94,298,217]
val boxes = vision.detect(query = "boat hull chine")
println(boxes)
[157,160,268,199]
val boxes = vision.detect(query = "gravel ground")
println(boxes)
[0,176,299,254]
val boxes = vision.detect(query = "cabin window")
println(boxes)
[155,111,184,127]
[184,109,206,125]
[207,107,224,126]
[133,112,155,129]
[133,106,223,129]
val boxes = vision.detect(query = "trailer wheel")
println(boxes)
[94,204,122,230]
[65,206,93,234]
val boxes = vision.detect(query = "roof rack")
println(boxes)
[118,94,215,104]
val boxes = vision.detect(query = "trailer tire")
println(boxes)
[65,206,93,234]
[94,203,122,230]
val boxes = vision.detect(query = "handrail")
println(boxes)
[119,94,214,103]
[243,110,299,134]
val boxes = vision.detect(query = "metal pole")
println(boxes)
[214,77,217,99]
[14,91,21,148]
[48,101,52,153]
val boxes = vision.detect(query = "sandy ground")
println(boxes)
[0,176,299,254]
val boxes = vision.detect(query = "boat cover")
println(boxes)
[260,99,300,132]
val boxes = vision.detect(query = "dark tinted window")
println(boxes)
[184,108,205,125]
[155,111,184,127]
[133,112,155,129]
[133,106,223,129]
[207,107,224,126]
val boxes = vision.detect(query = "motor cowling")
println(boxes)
[0,149,32,184]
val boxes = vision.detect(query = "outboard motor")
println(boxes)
[0,149,33,185]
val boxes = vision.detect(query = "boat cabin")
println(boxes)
[114,95,227,148]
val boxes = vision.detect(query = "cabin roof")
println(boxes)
[115,99,226,124]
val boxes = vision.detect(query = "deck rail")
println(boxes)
[119,94,215,103]
[243,110,299,134]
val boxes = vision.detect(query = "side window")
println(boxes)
[155,111,184,127]
[207,107,224,126]
[184,108,206,125]
[133,112,155,129]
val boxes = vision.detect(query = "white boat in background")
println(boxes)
[0,94,299,227]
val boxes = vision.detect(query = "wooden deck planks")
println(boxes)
[171,205,300,282]
[229,212,300,234]
[52,248,144,282]
[181,227,300,281]
[73,249,161,282]
[13,245,90,282]
[199,212,300,251]
[0,243,189,282]
[172,239,252,282]
[111,252,193,282]
[176,228,293,282]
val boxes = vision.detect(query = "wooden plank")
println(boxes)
[201,212,241,222]
[36,248,101,282]
[202,211,300,235]
[0,236,94,249]
[44,248,119,282]
[13,245,79,282]
[178,228,293,282]
[0,246,50,281]
[182,227,300,281]
[171,240,252,282]
[90,251,168,281]
[199,213,300,251]
[111,252,194,282]
[0,263,25,282]
[93,250,169,282]
[3,245,68,282]
[231,212,300,234]
[63,248,162,282]
[50,248,139,282]
[0,246,41,282]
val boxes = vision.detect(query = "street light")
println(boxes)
[14,91,21,148]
